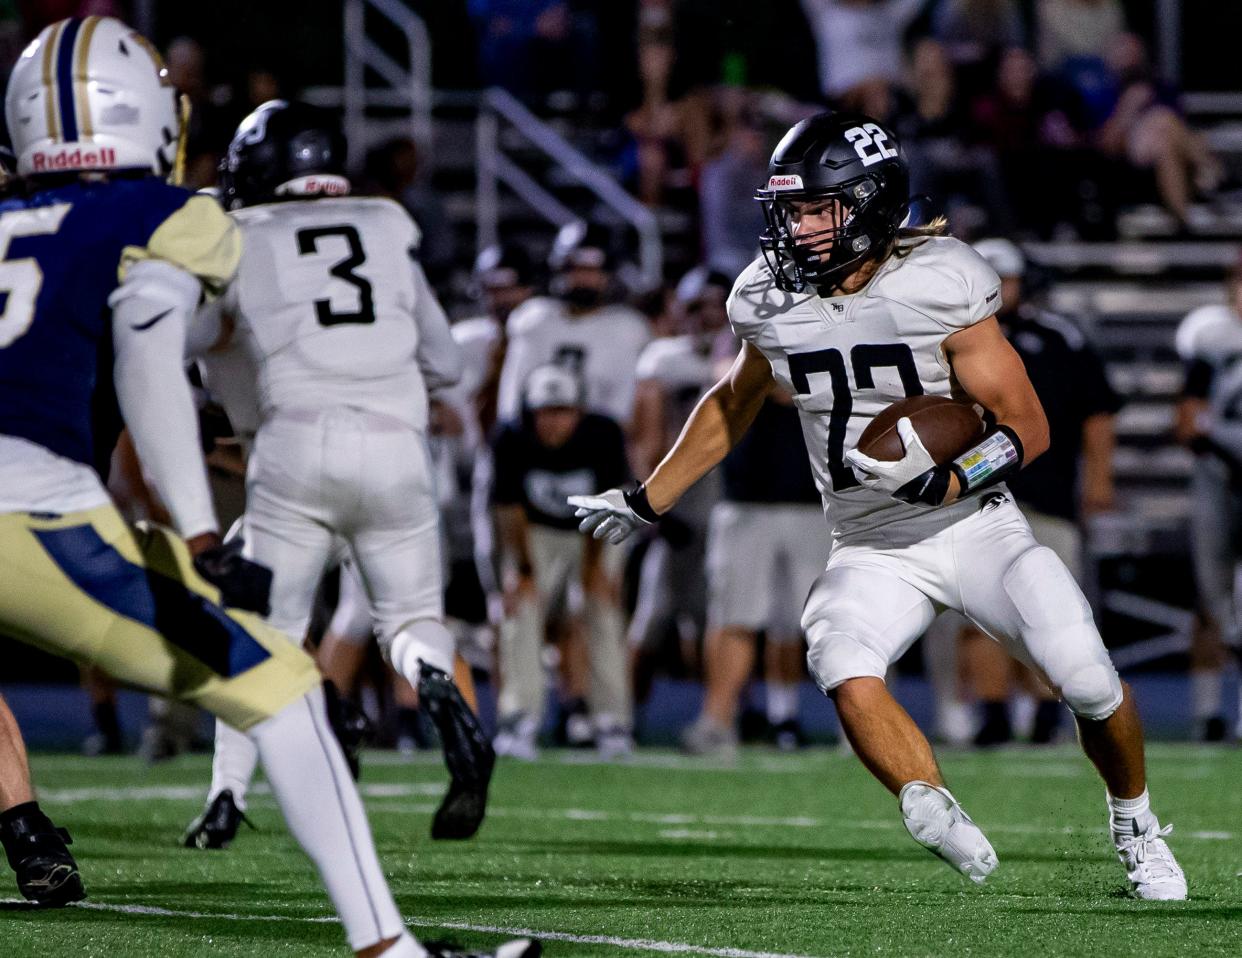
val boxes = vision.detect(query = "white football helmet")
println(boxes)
[5,16,179,177]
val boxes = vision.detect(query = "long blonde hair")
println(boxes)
[888,215,950,260]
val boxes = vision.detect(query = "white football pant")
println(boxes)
[803,492,1123,722]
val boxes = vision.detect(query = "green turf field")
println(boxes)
[1,745,1238,957]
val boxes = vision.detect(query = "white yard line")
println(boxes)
[35,783,1235,842]
[0,900,827,958]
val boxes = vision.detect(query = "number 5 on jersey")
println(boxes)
[0,204,71,348]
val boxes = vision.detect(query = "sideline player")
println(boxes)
[571,111,1187,900]
[491,365,633,758]
[0,18,536,957]
[184,101,494,846]
[1174,260,1242,740]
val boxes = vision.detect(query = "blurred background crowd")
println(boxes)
[3,0,1242,758]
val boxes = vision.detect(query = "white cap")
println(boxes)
[972,238,1025,278]
[524,364,584,411]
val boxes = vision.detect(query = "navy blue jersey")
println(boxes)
[0,177,238,467]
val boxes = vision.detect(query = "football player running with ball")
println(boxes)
[570,111,1187,900]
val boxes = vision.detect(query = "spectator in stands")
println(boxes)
[892,37,1012,235]
[799,0,931,108]
[971,47,1092,235]
[491,365,633,759]
[165,37,233,190]
[932,0,1025,71]
[626,5,686,207]
[698,102,769,278]
[469,0,602,110]
[1092,34,1223,229]
[1036,0,1125,70]
[361,137,456,286]
[1173,262,1242,741]
[681,356,830,756]
[961,238,1122,745]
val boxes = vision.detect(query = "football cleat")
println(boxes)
[1113,817,1188,901]
[679,716,738,758]
[324,679,374,780]
[419,663,495,841]
[182,789,253,850]
[0,805,86,906]
[424,938,542,958]
[899,781,998,884]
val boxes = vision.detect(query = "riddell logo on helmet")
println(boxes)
[31,148,118,172]
[767,174,803,191]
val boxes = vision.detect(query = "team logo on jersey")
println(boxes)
[766,174,804,191]
[30,146,117,171]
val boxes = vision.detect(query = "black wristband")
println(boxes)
[623,483,661,524]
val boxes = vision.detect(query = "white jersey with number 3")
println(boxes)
[218,196,447,431]
[727,235,1003,543]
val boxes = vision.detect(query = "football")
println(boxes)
[857,395,984,463]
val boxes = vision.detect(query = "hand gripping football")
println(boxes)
[856,395,984,464]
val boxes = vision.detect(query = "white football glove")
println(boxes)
[845,417,946,503]
[568,488,651,544]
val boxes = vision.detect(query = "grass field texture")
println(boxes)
[1,745,1239,957]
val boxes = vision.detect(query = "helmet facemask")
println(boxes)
[757,175,902,294]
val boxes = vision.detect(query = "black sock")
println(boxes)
[1031,700,1062,743]
[0,800,41,829]
[93,701,122,751]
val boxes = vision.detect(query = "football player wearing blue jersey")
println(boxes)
[0,16,538,958]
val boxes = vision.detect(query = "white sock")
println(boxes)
[208,718,259,811]
[249,685,409,951]
[387,619,456,681]
[1108,788,1152,833]
[1190,669,1223,721]
[766,682,799,726]
[378,933,427,957]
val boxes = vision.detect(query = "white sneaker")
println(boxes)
[1113,817,1188,901]
[899,781,998,884]
[493,715,539,761]
[679,716,738,758]
[596,725,635,761]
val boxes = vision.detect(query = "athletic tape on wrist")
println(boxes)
[951,426,1023,493]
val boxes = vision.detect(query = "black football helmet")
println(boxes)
[755,111,910,294]
[548,220,619,273]
[219,100,349,210]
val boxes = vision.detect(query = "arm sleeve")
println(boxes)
[489,427,525,506]
[109,259,219,539]
[410,260,463,392]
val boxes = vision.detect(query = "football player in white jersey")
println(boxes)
[628,267,729,711]
[1174,261,1242,740]
[491,222,651,742]
[185,102,494,847]
[495,220,652,426]
[571,111,1187,900]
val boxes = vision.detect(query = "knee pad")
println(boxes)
[1060,658,1123,721]
[1033,622,1122,721]
[804,624,888,694]
[383,619,455,678]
